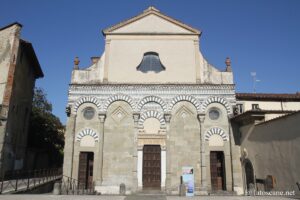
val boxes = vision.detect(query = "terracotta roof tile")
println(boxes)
[236,93,300,101]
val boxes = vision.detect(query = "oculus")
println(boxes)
[83,107,95,120]
[209,108,220,120]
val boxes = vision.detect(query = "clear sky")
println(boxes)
[1,0,300,124]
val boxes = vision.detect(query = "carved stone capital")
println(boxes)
[98,113,106,123]
[65,105,71,117]
[197,113,205,123]
[133,112,140,123]
[164,113,171,123]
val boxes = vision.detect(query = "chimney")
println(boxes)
[225,57,232,72]
[91,57,100,64]
[73,56,79,70]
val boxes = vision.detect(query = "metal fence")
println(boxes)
[0,168,62,194]
[61,176,95,195]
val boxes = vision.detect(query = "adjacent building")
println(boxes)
[233,93,300,195]
[0,22,44,173]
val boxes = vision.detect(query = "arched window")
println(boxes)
[137,52,165,73]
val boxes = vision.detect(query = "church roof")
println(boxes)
[102,6,201,35]
[236,93,300,101]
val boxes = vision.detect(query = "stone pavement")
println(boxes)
[0,195,298,200]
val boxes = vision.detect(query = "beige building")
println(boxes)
[0,22,43,173]
[63,7,244,195]
[232,93,300,196]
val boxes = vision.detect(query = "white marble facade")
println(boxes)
[63,7,244,195]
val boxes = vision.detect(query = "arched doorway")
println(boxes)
[244,159,255,191]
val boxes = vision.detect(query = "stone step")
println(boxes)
[209,190,237,196]
[135,189,165,195]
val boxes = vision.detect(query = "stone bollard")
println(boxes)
[120,183,126,195]
[53,181,62,195]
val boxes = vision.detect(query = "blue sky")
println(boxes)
[1,0,300,124]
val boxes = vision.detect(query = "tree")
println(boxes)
[27,88,65,169]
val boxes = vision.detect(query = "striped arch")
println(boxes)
[73,96,101,114]
[103,93,135,111]
[76,129,99,142]
[137,96,167,112]
[201,96,231,114]
[138,110,166,127]
[204,127,228,141]
[169,95,201,113]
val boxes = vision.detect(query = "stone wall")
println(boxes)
[167,101,201,193]
[102,101,135,190]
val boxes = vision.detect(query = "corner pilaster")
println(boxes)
[62,109,76,179]
[132,112,140,191]
[164,113,172,192]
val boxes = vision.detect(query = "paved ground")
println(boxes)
[0,195,299,200]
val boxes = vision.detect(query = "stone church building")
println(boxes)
[63,7,245,195]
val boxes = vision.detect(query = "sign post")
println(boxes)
[182,166,194,197]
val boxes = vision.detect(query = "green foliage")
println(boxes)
[28,88,65,168]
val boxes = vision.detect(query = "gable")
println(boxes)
[103,7,200,35]
[112,14,194,34]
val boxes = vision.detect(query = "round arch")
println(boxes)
[103,93,135,112]
[138,110,166,127]
[168,95,201,113]
[204,127,228,141]
[73,96,101,114]
[201,96,231,114]
[76,128,99,142]
[136,95,167,112]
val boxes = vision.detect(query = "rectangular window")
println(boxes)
[236,104,244,114]
[252,104,259,110]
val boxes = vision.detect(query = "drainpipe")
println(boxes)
[228,117,234,192]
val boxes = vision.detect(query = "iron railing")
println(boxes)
[61,175,95,195]
[0,168,62,194]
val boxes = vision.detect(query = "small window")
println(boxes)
[83,107,95,120]
[137,52,165,73]
[252,104,259,110]
[235,104,244,114]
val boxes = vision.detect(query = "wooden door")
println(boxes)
[210,151,226,191]
[78,152,94,189]
[87,155,94,189]
[143,145,161,188]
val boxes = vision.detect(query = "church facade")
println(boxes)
[63,7,244,195]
